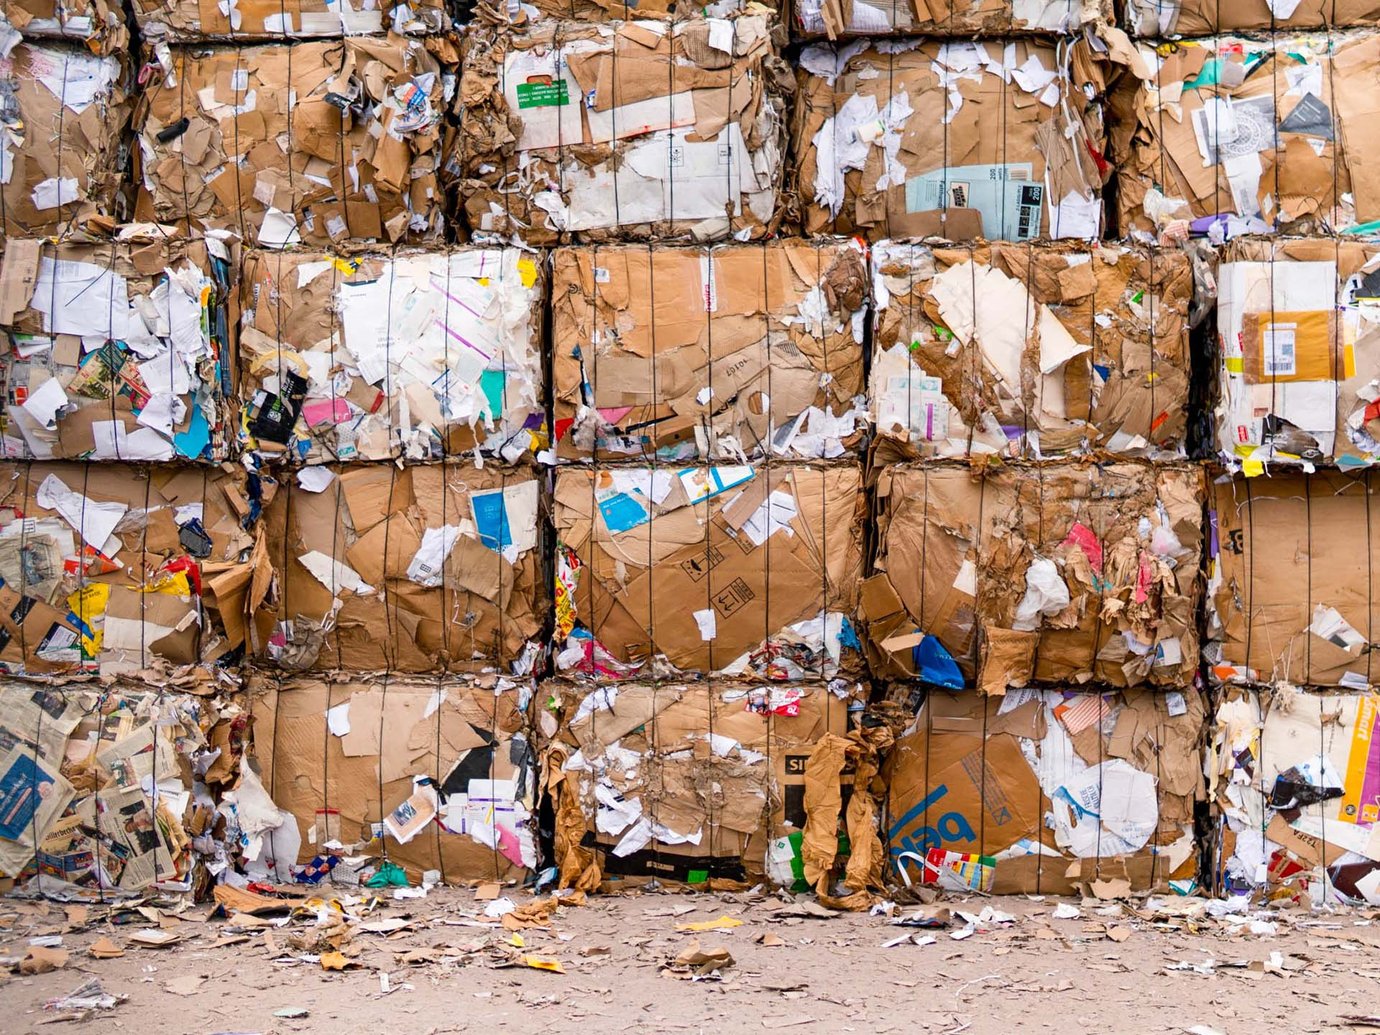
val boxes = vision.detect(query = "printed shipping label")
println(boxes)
[1262,324,1297,377]
[904,163,1042,241]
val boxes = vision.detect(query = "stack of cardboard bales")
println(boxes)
[809,9,1209,897]
[544,235,873,892]
[14,0,1380,910]
[1116,9,1380,906]
[1206,471,1380,904]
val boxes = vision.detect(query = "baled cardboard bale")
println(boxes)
[130,0,449,42]
[251,673,535,884]
[1127,0,1380,36]
[1214,237,1380,469]
[0,229,238,463]
[552,462,865,682]
[543,679,860,889]
[867,461,1204,693]
[0,681,257,893]
[871,240,1193,461]
[1109,34,1380,237]
[0,461,263,679]
[133,36,454,248]
[255,463,545,673]
[792,38,1114,241]
[1207,470,1380,689]
[471,0,760,25]
[0,0,127,53]
[1211,686,1380,904]
[238,247,544,465]
[551,239,867,462]
[886,686,1204,895]
[790,0,1109,40]
[0,42,131,238]
[456,16,788,246]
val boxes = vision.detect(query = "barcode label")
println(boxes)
[1263,324,1296,377]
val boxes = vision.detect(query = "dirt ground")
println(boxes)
[2,885,1379,1035]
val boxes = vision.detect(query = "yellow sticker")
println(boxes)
[1242,459,1265,478]
[1224,356,1244,374]
[332,258,358,276]
[517,258,538,289]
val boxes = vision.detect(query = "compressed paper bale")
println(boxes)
[1126,0,1380,35]
[0,0,128,53]
[0,681,254,890]
[255,463,546,674]
[790,0,1111,40]
[551,462,865,682]
[0,42,131,237]
[867,461,1205,692]
[550,239,868,462]
[1210,686,1380,905]
[870,240,1193,460]
[543,679,858,888]
[455,15,788,246]
[1208,470,1380,689]
[238,247,544,465]
[791,37,1115,241]
[133,37,454,248]
[128,0,449,42]
[0,229,238,462]
[1109,34,1380,237]
[0,461,263,678]
[1213,237,1380,469]
[886,686,1205,895]
[250,673,536,883]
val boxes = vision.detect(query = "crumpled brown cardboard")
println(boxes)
[0,679,251,893]
[250,673,535,884]
[0,1,128,53]
[0,227,238,462]
[1210,685,1380,903]
[886,686,1204,894]
[1213,237,1380,468]
[0,461,260,679]
[1208,470,1380,689]
[1126,0,1380,35]
[0,42,131,238]
[238,246,544,465]
[792,37,1112,241]
[551,239,867,462]
[129,0,449,40]
[1108,34,1380,236]
[870,240,1193,460]
[869,460,1204,692]
[790,0,1110,40]
[254,462,545,673]
[552,461,865,681]
[800,722,891,908]
[133,35,455,248]
[543,679,859,890]
[456,15,788,245]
